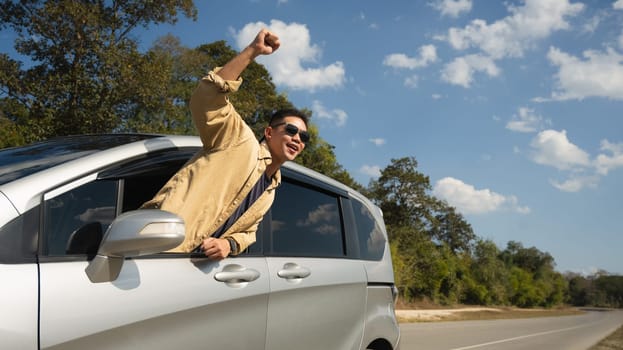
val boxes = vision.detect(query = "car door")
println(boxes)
[37,152,270,350]
[264,180,367,350]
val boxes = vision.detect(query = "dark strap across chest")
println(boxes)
[211,172,272,238]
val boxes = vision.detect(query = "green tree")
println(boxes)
[501,241,566,307]
[594,274,623,308]
[0,0,196,144]
[566,273,591,306]
[469,239,509,305]
[368,157,437,239]
[430,204,476,254]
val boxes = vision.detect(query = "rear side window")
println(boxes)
[269,181,344,257]
[352,199,385,261]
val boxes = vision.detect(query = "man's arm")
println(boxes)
[217,29,280,81]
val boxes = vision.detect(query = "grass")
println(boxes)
[589,325,623,350]
[395,300,586,323]
[396,307,585,323]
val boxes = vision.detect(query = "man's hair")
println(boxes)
[269,108,309,127]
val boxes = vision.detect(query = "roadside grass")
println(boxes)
[396,307,585,323]
[395,300,586,323]
[589,325,623,350]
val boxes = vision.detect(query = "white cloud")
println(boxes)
[234,20,345,91]
[311,100,348,127]
[582,15,601,34]
[595,140,623,175]
[433,177,530,215]
[530,129,591,170]
[614,0,623,10]
[506,107,546,133]
[368,138,386,146]
[542,47,623,101]
[360,165,381,178]
[383,45,438,69]
[437,0,588,88]
[619,31,623,50]
[550,175,599,192]
[527,131,622,192]
[443,0,584,59]
[404,75,419,88]
[431,0,473,18]
[441,54,500,87]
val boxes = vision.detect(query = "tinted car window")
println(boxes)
[43,180,117,256]
[269,180,344,257]
[352,199,385,261]
[99,148,199,213]
[0,206,39,263]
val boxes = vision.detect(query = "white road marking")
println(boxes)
[448,323,590,350]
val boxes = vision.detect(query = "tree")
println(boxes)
[469,239,509,305]
[501,241,566,307]
[367,157,437,239]
[430,204,476,254]
[0,0,197,144]
[594,274,623,308]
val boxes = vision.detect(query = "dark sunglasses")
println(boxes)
[271,122,310,143]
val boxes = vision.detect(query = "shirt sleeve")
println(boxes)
[224,216,263,255]
[189,68,249,151]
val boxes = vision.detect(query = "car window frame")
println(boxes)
[263,176,349,259]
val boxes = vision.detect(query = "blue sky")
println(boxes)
[3,0,622,275]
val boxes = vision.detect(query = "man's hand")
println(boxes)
[201,237,231,260]
[216,29,280,81]
[250,29,280,56]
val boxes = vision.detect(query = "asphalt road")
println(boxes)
[399,309,623,350]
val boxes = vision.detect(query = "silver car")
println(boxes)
[0,134,400,350]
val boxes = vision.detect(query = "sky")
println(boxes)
[2,0,622,275]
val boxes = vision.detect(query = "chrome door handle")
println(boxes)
[277,262,311,279]
[214,264,260,285]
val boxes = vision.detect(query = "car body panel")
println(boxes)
[265,258,367,350]
[361,286,401,349]
[39,257,269,350]
[0,191,18,228]
[0,264,38,349]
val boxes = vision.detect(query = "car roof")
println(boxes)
[0,134,161,186]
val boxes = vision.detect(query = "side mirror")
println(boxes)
[85,209,185,283]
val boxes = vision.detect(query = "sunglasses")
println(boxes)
[271,122,310,143]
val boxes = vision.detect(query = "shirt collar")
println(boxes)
[259,141,281,187]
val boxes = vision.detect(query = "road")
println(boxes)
[399,309,623,350]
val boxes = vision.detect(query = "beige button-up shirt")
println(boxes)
[141,68,280,254]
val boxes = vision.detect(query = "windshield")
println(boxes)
[0,134,158,186]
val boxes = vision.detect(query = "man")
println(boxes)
[141,29,309,259]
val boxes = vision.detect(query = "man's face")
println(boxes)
[266,116,308,163]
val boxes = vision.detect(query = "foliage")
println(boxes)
[0,0,196,143]
[566,273,623,308]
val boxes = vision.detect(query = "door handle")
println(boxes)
[214,264,260,286]
[277,262,311,280]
